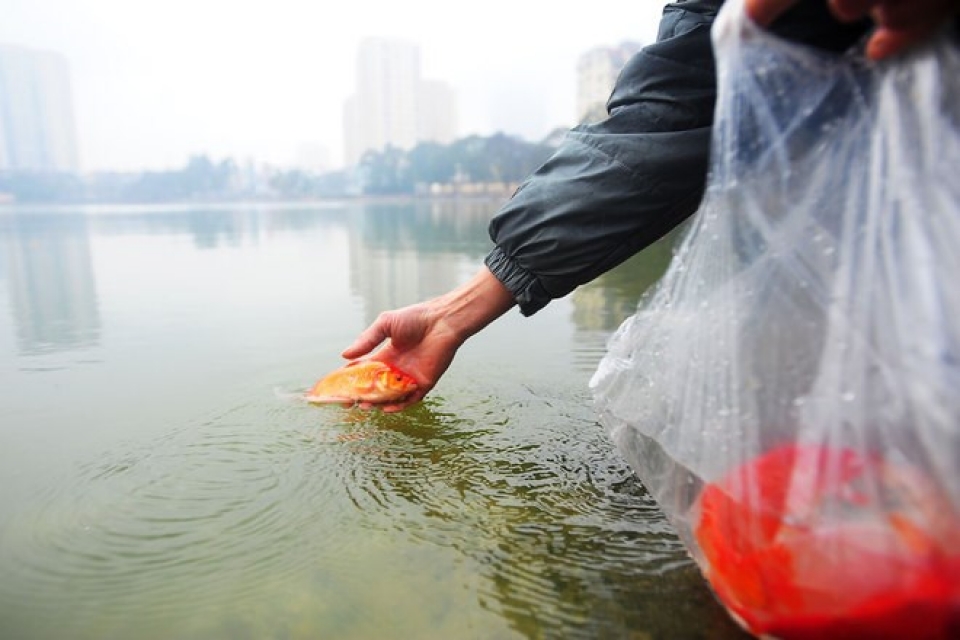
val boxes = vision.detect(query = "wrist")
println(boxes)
[432,267,515,343]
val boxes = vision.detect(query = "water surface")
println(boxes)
[0,201,749,639]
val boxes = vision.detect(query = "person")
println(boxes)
[342,0,960,413]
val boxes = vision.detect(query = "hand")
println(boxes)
[340,267,515,412]
[745,0,960,60]
[341,300,463,412]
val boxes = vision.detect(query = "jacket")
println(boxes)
[484,0,870,316]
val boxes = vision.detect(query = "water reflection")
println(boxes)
[347,200,498,322]
[0,200,677,361]
[0,202,745,639]
[567,225,687,374]
[0,386,747,639]
[571,227,683,333]
[326,388,748,639]
[84,203,348,248]
[0,213,100,355]
[352,200,496,256]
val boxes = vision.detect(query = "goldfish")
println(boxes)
[695,443,960,639]
[305,360,418,405]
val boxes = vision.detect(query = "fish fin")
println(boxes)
[304,394,355,405]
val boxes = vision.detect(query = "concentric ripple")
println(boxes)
[0,378,745,640]
[0,399,374,635]
[302,375,718,639]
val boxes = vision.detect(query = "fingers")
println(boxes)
[746,0,958,60]
[379,392,426,413]
[743,0,892,24]
[866,21,940,59]
[744,0,800,26]
[341,319,390,359]
[358,387,428,413]
[865,0,957,59]
[828,0,878,22]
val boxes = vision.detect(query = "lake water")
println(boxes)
[0,201,750,639]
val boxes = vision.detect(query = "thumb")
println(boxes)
[744,0,799,26]
[341,322,389,359]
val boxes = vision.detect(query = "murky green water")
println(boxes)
[0,201,749,639]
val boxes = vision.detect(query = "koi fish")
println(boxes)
[305,360,418,405]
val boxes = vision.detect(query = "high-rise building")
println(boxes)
[0,44,80,172]
[417,80,457,147]
[576,41,643,125]
[343,37,457,167]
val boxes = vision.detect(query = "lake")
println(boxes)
[0,200,750,639]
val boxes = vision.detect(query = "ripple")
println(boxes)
[302,378,701,638]
[0,380,738,640]
[0,400,366,629]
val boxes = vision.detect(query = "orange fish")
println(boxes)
[695,444,960,639]
[305,361,418,405]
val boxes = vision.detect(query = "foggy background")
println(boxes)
[1,0,663,174]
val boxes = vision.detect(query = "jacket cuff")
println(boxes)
[483,247,551,317]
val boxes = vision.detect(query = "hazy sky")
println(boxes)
[2,0,664,172]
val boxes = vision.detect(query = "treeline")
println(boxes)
[0,131,561,204]
[358,133,557,195]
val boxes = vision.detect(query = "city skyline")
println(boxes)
[343,37,458,167]
[0,44,80,172]
[1,0,662,173]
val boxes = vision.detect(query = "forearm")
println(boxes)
[486,2,719,316]
[485,0,872,318]
[433,267,516,343]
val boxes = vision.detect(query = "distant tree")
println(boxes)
[0,171,83,202]
[314,170,350,197]
[353,134,555,195]
[121,154,237,201]
[448,135,491,182]
[360,145,412,194]
[181,155,234,195]
[407,142,455,185]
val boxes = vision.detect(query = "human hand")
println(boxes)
[341,300,463,412]
[340,267,516,412]
[745,0,960,60]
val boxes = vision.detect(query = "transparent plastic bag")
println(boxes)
[590,1,960,638]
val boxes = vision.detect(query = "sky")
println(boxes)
[2,0,664,173]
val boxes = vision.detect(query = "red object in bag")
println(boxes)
[695,444,960,639]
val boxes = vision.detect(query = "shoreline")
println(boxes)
[0,192,513,213]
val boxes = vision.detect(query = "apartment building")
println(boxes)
[343,37,457,167]
[575,41,643,124]
[0,44,80,172]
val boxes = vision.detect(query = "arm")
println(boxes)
[486,0,721,316]
[340,0,873,409]
[484,0,870,317]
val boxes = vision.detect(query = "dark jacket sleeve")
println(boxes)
[485,1,721,316]
[484,0,871,316]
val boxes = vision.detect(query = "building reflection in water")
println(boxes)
[570,226,684,333]
[1,213,100,355]
[347,200,498,323]
[569,224,687,373]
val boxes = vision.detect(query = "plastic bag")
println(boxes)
[590,1,960,638]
